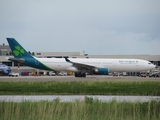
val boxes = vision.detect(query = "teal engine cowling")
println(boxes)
[94,68,109,75]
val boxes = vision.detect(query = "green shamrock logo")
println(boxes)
[13,46,25,56]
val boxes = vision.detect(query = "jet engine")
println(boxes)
[94,68,109,75]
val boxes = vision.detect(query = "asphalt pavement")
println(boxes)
[0,75,160,82]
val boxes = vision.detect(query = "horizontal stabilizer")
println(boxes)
[8,57,25,63]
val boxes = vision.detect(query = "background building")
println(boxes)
[0,44,160,73]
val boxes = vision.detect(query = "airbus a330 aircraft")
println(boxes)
[6,38,155,77]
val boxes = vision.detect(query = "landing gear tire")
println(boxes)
[82,73,86,77]
[75,73,86,78]
[75,74,78,77]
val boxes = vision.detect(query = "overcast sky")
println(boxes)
[0,0,160,55]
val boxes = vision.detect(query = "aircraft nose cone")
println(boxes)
[152,64,156,69]
[149,64,156,70]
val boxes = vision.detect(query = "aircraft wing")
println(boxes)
[65,58,97,71]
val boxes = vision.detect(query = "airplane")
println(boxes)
[0,63,11,76]
[6,38,156,77]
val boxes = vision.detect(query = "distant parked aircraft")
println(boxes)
[6,38,155,77]
[0,64,11,76]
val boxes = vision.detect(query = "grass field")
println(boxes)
[0,81,160,95]
[0,97,160,120]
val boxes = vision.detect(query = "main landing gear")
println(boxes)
[75,73,86,77]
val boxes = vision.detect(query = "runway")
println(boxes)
[0,75,160,82]
[0,95,159,102]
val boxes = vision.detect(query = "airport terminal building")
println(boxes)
[0,44,160,73]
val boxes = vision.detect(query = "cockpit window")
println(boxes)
[148,62,152,64]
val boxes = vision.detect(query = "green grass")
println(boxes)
[0,98,160,120]
[0,81,160,95]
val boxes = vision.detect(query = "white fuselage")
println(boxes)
[35,58,155,72]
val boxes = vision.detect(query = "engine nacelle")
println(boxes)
[94,68,109,75]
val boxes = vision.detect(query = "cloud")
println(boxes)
[0,0,160,55]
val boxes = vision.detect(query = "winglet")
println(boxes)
[65,58,71,63]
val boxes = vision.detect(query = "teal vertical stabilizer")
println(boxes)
[6,38,54,71]
[6,38,32,58]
